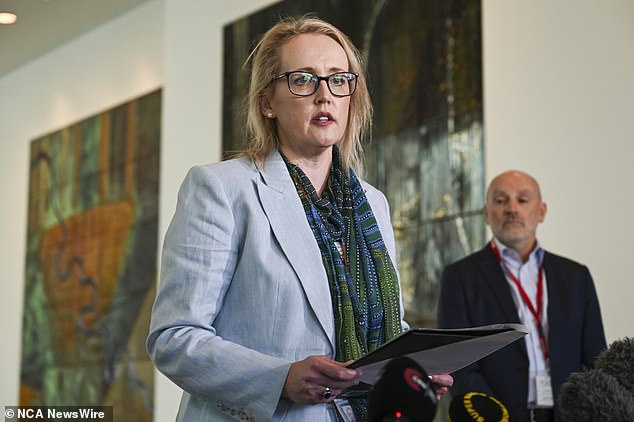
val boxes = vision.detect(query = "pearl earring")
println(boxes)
[267,113,274,119]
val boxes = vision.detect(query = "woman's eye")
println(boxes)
[331,75,346,86]
[293,74,314,85]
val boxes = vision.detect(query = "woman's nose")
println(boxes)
[314,80,332,103]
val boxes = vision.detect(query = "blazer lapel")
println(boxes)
[255,150,335,348]
[478,245,528,357]
[542,252,566,363]
[478,245,521,323]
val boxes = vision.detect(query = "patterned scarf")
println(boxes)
[284,146,402,419]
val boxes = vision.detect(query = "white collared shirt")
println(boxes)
[493,237,549,407]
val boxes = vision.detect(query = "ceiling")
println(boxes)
[0,0,154,78]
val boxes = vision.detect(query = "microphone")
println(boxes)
[559,370,634,422]
[368,356,437,422]
[448,391,510,422]
[558,337,634,421]
[594,337,634,394]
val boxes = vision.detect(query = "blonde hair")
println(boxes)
[244,15,372,174]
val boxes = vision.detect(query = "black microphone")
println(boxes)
[559,370,634,422]
[368,356,438,422]
[448,391,510,422]
[558,337,634,421]
[594,337,634,394]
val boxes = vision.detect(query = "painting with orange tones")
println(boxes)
[21,90,160,422]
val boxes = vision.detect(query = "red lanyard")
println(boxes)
[490,240,549,362]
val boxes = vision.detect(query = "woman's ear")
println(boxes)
[260,98,275,119]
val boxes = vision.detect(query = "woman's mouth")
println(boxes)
[313,112,333,124]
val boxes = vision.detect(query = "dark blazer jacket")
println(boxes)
[437,243,606,422]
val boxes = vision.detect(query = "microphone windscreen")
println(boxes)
[368,356,437,422]
[448,391,510,422]
[594,337,634,394]
[559,369,634,422]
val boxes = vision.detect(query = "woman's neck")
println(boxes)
[281,146,332,196]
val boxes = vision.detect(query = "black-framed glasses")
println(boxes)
[273,71,359,97]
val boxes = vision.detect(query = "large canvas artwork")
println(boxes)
[21,90,160,421]
[223,1,484,327]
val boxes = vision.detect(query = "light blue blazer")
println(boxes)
[147,149,406,421]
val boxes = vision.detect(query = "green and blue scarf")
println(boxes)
[284,146,402,418]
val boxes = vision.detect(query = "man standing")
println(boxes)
[437,170,606,422]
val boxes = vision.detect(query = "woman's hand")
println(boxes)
[430,373,453,401]
[283,355,361,404]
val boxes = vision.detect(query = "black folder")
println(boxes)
[342,323,527,397]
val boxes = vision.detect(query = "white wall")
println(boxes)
[0,0,276,418]
[0,0,165,410]
[483,0,634,343]
[1,0,632,420]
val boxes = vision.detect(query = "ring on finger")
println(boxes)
[322,386,332,400]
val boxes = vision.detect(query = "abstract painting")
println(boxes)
[21,90,160,421]
[223,0,484,327]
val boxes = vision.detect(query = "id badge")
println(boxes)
[535,373,554,407]
[334,398,357,422]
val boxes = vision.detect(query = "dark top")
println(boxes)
[437,243,606,422]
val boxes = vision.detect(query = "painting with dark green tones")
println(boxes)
[223,0,485,327]
[21,89,160,422]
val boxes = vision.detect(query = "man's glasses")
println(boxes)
[273,71,359,97]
